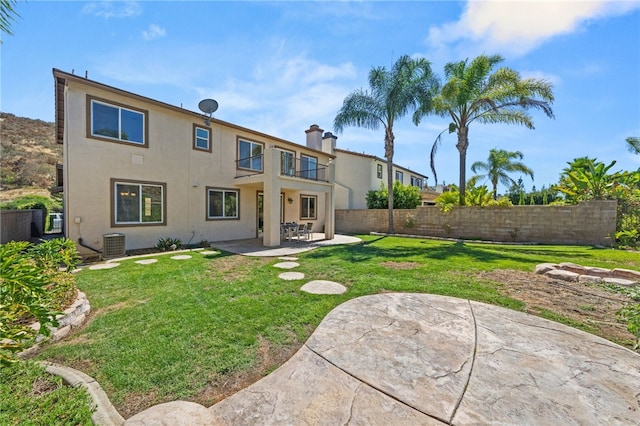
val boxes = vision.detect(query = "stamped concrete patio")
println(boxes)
[126,293,640,425]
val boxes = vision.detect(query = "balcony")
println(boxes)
[236,154,329,183]
[280,156,329,182]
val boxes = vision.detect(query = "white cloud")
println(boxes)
[427,0,640,57]
[142,24,166,41]
[82,1,142,19]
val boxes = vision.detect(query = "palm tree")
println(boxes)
[334,55,439,233]
[422,54,554,205]
[471,149,534,200]
[626,136,640,155]
[1,0,19,35]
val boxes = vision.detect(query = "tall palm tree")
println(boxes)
[423,54,554,205]
[626,136,640,155]
[471,148,534,200]
[1,0,19,35]
[334,55,439,233]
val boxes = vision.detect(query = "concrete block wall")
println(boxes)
[336,200,617,246]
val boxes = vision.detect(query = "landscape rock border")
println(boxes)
[20,290,91,359]
[535,262,640,287]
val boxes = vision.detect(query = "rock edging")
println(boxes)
[535,262,640,287]
[20,290,91,358]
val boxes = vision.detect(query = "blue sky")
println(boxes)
[2,1,639,193]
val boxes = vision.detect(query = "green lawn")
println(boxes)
[33,235,640,417]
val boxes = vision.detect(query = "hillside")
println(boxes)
[0,112,60,200]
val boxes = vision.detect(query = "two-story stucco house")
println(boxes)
[53,69,336,256]
[333,145,428,209]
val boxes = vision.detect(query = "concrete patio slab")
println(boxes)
[211,234,362,257]
[209,293,640,425]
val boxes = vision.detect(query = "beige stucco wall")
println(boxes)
[333,151,426,209]
[60,74,333,253]
[335,201,617,246]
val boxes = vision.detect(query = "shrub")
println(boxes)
[0,238,80,365]
[156,237,182,251]
[366,182,421,209]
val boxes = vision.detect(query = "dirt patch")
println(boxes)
[206,255,270,282]
[381,261,419,270]
[28,376,60,396]
[477,269,636,349]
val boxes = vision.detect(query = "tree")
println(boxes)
[334,55,439,233]
[626,136,640,155]
[1,0,19,35]
[555,158,617,201]
[471,148,534,200]
[425,54,554,205]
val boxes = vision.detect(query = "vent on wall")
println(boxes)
[103,233,126,258]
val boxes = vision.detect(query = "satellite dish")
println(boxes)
[198,99,218,125]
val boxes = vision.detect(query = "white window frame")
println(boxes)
[193,125,211,152]
[300,154,318,180]
[89,97,147,146]
[280,149,296,176]
[112,179,165,226]
[395,171,403,183]
[300,195,317,220]
[377,164,383,179]
[207,188,240,220]
[237,139,264,172]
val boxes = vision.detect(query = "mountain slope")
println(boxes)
[0,112,60,197]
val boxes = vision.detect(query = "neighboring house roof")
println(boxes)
[334,147,429,180]
[52,68,335,159]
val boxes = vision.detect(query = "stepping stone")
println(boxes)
[279,272,305,281]
[125,400,219,426]
[200,250,218,256]
[89,263,120,270]
[135,259,158,265]
[278,256,298,261]
[171,255,192,260]
[301,280,347,295]
[273,261,299,269]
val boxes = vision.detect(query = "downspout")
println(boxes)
[78,238,102,255]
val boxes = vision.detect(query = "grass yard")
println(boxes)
[32,235,640,418]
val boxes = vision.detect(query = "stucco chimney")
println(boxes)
[305,124,324,151]
[322,131,337,155]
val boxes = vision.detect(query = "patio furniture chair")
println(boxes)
[281,223,295,242]
[295,223,309,242]
[306,222,314,240]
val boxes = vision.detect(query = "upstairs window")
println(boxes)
[411,176,423,189]
[89,97,147,146]
[300,154,318,180]
[193,125,211,152]
[237,139,263,171]
[377,164,383,179]
[395,171,403,183]
[280,150,295,176]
